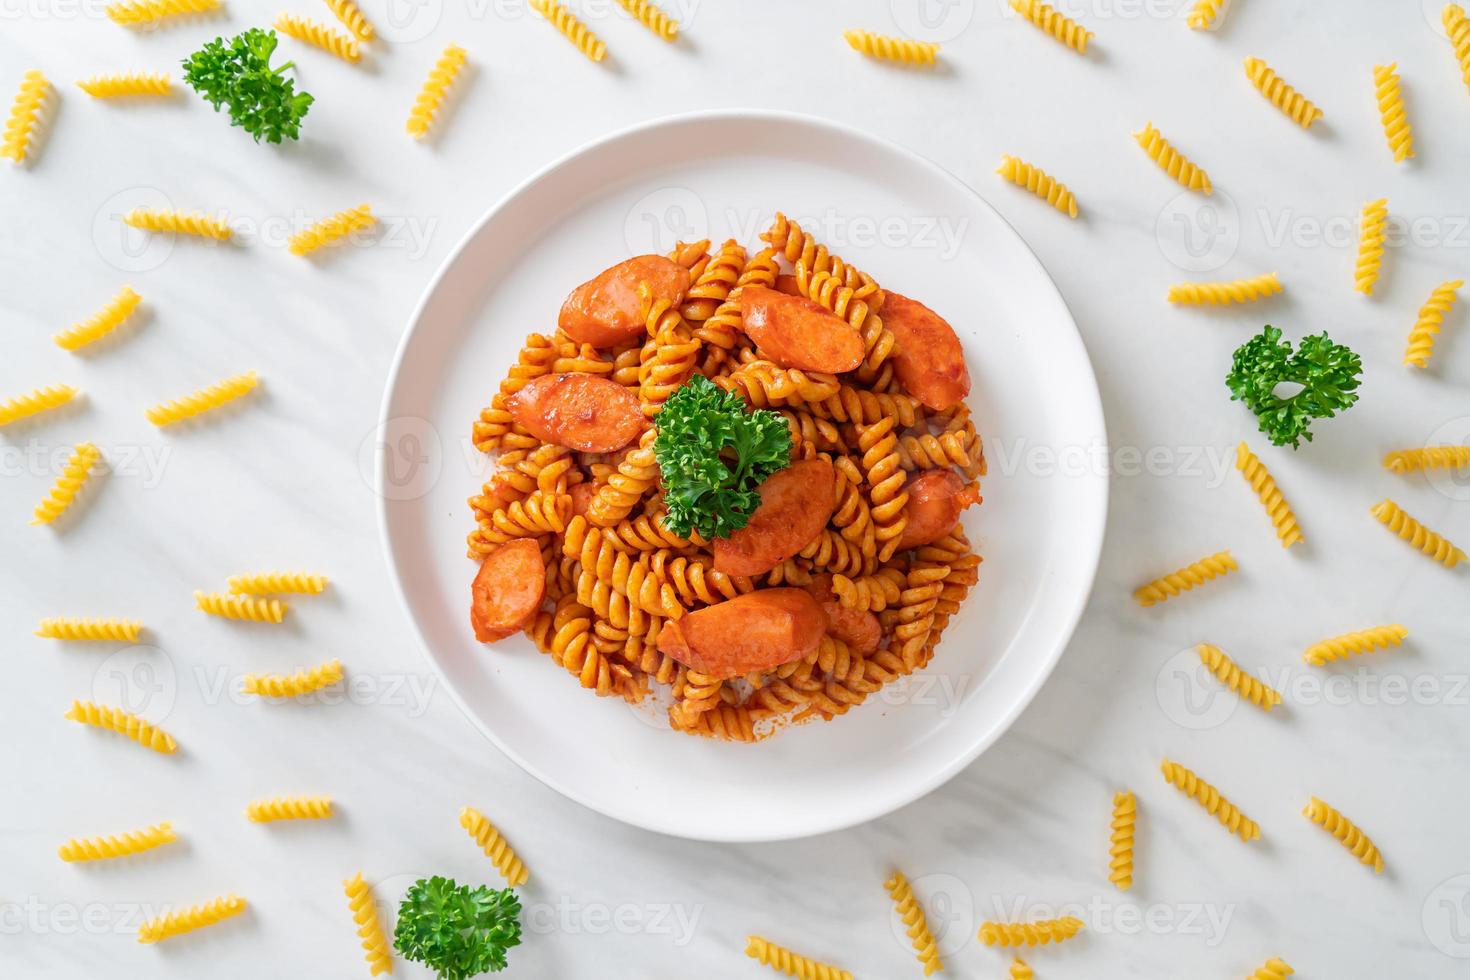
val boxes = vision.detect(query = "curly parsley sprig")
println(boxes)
[1226,325,1363,449]
[182,28,313,143]
[393,876,522,979]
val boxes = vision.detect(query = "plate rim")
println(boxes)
[376,107,1110,842]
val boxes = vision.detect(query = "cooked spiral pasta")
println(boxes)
[1010,959,1034,980]
[243,659,343,698]
[65,700,176,754]
[617,0,678,40]
[407,44,467,139]
[1354,199,1387,296]
[459,805,530,886]
[1235,442,1302,548]
[59,822,176,862]
[289,204,375,256]
[587,429,658,526]
[831,569,905,612]
[76,72,172,99]
[1244,57,1323,128]
[343,873,392,976]
[797,262,895,373]
[1383,445,1470,473]
[1132,549,1236,606]
[1186,0,1224,30]
[105,0,217,25]
[645,551,753,607]
[146,370,258,426]
[1134,122,1211,194]
[124,207,231,240]
[1198,643,1282,709]
[997,154,1078,219]
[1010,0,1092,53]
[473,334,559,451]
[56,286,142,351]
[531,0,607,62]
[1248,957,1294,980]
[602,511,703,551]
[324,0,375,39]
[697,247,778,351]
[137,894,245,944]
[1371,498,1465,567]
[895,429,973,471]
[762,213,882,303]
[843,30,939,65]
[857,417,910,562]
[36,617,140,641]
[469,491,572,555]
[195,590,287,623]
[1303,797,1384,873]
[274,14,361,62]
[1167,272,1281,305]
[1303,624,1408,666]
[227,571,329,595]
[744,936,852,980]
[639,282,700,416]
[719,360,841,408]
[1403,279,1462,368]
[1445,4,1470,94]
[885,871,942,975]
[1373,63,1414,162]
[979,916,1085,947]
[1160,758,1260,842]
[246,795,333,822]
[894,562,948,670]
[0,384,77,426]
[31,442,101,526]
[528,595,623,695]
[677,240,744,322]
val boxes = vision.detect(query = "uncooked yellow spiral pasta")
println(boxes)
[1235,442,1302,547]
[1167,272,1281,305]
[105,0,218,25]
[146,370,258,426]
[0,383,77,426]
[246,795,333,822]
[1303,796,1383,873]
[1248,957,1294,980]
[843,30,939,65]
[324,0,374,39]
[858,417,910,562]
[831,570,905,612]
[36,617,140,641]
[289,204,375,255]
[2,70,48,164]
[195,590,287,623]
[137,894,245,944]
[1303,624,1408,666]
[59,822,176,862]
[1371,498,1465,567]
[1133,549,1237,606]
[885,871,942,975]
[618,0,677,40]
[343,873,392,976]
[587,429,658,526]
[1244,57,1322,128]
[407,44,467,139]
[1011,0,1092,53]
[1159,758,1259,842]
[744,936,852,980]
[275,14,361,62]
[76,73,172,98]
[55,286,141,351]
[979,916,1085,947]
[1109,789,1136,891]
[243,659,343,697]
[31,442,101,526]
[459,806,530,886]
[1198,643,1282,709]
[1354,199,1387,296]
[227,571,329,595]
[1010,959,1034,980]
[65,700,176,754]
[531,0,607,62]
[997,154,1078,219]
[1402,279,1462,368]
[1445,4,1470,94]
[1373,63,1414,162]
[1134,122,1211,194]
[1383,445,1470,473]
[124,207,231,240]
[1186,0,1224,30]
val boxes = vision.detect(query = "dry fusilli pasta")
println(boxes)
[325,0,375,39]
[195,590,287,623]
[36,617,140,641]
[1133,550,1237,606]
[1010,0,1092,53]
[531,0,606,61]
[146,370,258,425]
[997,154,1078,218]
[1303,796,1383,873]
[407,44,467,139]
[1445,4,1470,95]
[76,73,171,98]
[979,916,1085,947]
[744,935,852,980]
[137,894,245,943]
[1134,122,1211,194]
[243,659,343,697]
[0,384,77,426]
[885,871,942,975]
[1303,624,1407,666]
[59,822,176,862]
[843,30,939,65]
[1235,441,1302,547]
[289,204,375,255]
[56,286,141,351]
[343,873,392,976]
[618,0,677,40]
[1383,446,1470,473]
[227,572,329,595]
[66,700,176,754]
[124,207,231,240]
[1354,199,1387,296]
[1198,643,1282,709]
[31,442,101,525]
[1167,272,1281,305]
[1186,0,1224,30]
[1109,789,1136,891]
[1373,63,1414,162]
[2,70,48,164]
[275,14,361,62]
[460,805,530,886]
[105,0,217,25]
[1010,959,1034,980]
[1248,957,1294,980]
[246,795,333,822]
[1371,498,1465,567]
[1160,757,1259,842]
[1402,279,1462,368]
[1244,56,1323,128]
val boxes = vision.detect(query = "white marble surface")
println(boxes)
[3,1,1470,977]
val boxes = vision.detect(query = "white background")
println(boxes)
[4,1,1470,978]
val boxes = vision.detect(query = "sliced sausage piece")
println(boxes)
[896,470,982,550]
[470,538,546,643]
[804,574,881,655]
[773,273,801,296]
[568,482,598,518]
[739,285,865,374]
[558,255,691,347]
[507,373,646,453]
[712,458,836,576]
[655,588,827,680]
[883,290,971,411]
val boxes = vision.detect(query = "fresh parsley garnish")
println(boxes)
[182,28,313,143]
[393,876,522,979]
[654,375,793,539]
[1226,325,1363,449]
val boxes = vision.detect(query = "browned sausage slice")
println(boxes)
[470,538,546,643]
[883,290,971,411]
[507,373,646,453]
[804,573,881,655]
[655,588,828,680]
[738,285,865,374]
[558,255,691,347]
[712,458,836,576]
[896,470,982,550]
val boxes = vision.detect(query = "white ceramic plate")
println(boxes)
[378,110,1107,842]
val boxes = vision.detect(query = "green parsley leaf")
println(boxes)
[393,876,522,980]
[1226,325,1363,449]
[182,28,313,144]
